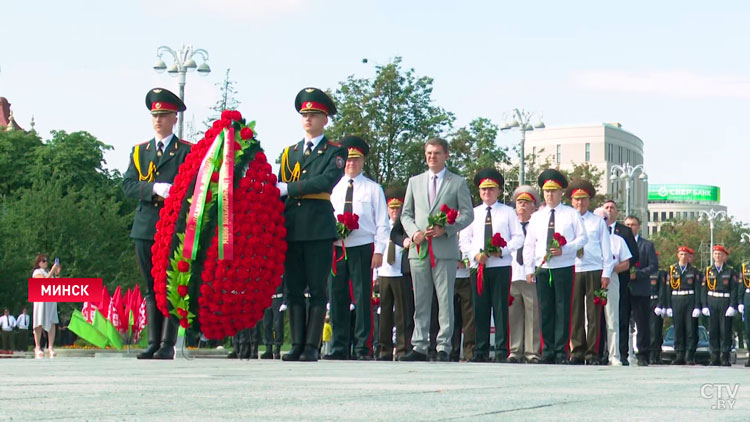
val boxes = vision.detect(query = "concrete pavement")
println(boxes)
[1,357,748,421]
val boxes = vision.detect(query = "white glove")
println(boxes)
[376,306,381,315]
[279,303,287,312]
[276,182,288,197]
[691,308,700,318]
[653,307,663,316]
[349,303,356,311]
[725,307,737,317]
[702,307,710,317]
[153,182,172,198]
[739,304,745,314]
[666,308,673,317]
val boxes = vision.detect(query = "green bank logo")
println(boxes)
[648,184,720,202]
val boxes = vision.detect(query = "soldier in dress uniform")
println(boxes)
[739,259,750,367]
[325,136,389,360]
[649,264,667,364]
[260,281,286,359]
[701,245,738,366]
[123,88,191,360]
[276,88,347,362]
[664,246,702,365]
[461,169,524,363]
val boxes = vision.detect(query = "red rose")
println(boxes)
[553,233,567,246]
[440,204,450,213]
[219,118,232,128]
[230,110,242,121]
[491,233,506,248]
[508,295,515,307]
[211,172,220,183]
[221,110,232,120]
[212,120,224,130]
[177,260,190,273]
[337,214,346,223]
[234,141,242,151]
[594,297,602,306]
[178,285,188,297]
[177,307,188,318]
[240,127,253,140]
[179,317,189,329]
[206,190,213,203]
[255,151,267,163]
[446,209,458,225]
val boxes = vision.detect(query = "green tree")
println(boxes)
[448,117,510,202]
[327,57,455,187]
[0,129,44,196]
[202,68,241,133]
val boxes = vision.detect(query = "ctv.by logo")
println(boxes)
[700,383,739,410]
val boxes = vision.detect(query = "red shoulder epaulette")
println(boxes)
[177,138,192,145]
[327,140,342,147]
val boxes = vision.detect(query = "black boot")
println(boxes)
[299,306,326,362]
[250,342,259,359]
[709,352,721,366]
[153,317,178,359]
[239,343,251,360]
[137,299,163,360]
[282,304,306,361]
[260,345,273,359]
[685,351,695,365]
[672,352,685,365]
[721,352,731,367]
[274,344,281,359]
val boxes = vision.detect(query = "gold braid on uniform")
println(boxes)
[133,145,156,182]
[280,146,300,183]
[669,265,681,290]
[743,263,750,288]
[705,267,717,291]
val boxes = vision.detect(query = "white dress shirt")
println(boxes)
[462,201,525,269]
[610,234,632,265]
[457,229,473,278]
[575,211,615,278]
[511,220,530,282]
[427,167,447,203]
[0,315,16,331]
[374,219,404,278]
[15,313,30,329]
[523,202,588,274]
[331,173,390,253]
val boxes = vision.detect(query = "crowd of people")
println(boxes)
[117,85,749,367]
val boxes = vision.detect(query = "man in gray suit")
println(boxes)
[399,138,474,362]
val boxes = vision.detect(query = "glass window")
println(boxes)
[653,212,659,222]
[556,144,561,163]
[668,211,674,219]
[661,212,667,221]
[585,143,590,162]
[690,212,695,220]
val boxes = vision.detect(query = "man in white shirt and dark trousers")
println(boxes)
[462,169,524,363]
[509,186,542,364]
[326,136,390,360]
[15,307,30,351]
[0,308,16,351]
[568,180,613,365]
[452,237,476,362]
[376,186,411,361]
[523,169,588,364]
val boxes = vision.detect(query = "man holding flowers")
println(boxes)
[522,169,587,364]
[460,168,524,363]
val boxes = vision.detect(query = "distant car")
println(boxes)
[661,325,737,364]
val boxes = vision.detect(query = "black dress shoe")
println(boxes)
[469,354,489,363]
[322,351,349,360]
[260,349,273,359]
[507,356,520,364]
[569,356,585,365]
[672,357,686,365]
[399,350,428,362]
[493,354,507,363]
[555,357,569,365]
[376,355,393,361]
[621,360,629,366]
[526,357,541,364]
[437,351,450,362]
[721,359,731,367]
[357,354,373,361]
[541,356,556,364]
[282,345,303,361]
[585,358,600,366]
[226,351,238,359]
[709,359,721,367]
[685,359,695,366]
[449,353,460,362]
[298,345,320,362]
[637,357,649,367]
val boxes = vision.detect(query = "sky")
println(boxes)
[2,0,748,223]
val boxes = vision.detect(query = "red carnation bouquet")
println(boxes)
[593,288,608,306]
[535,232,567,286]
[476,233,508,295]
[332,212,360,275]
[150,110,286,339]
[418,204,458,268]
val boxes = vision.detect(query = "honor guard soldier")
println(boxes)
[739,259,750,367]
[523,169,587,364]
[260,281,286,359]
[461,169,524,362]
[568,180,613,365]
[123,88,191,360]
[701,245,738,366]
[277,88,347,362]
[664,246,702,365]
[649,265,667,364]
[325,136,389,360]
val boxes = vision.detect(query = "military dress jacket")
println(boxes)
[279,137,346,242]
[701,265,738,308]
[122,137,191,240]
[665,262,701,310]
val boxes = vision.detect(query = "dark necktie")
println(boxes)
[344,179,354,214]
[547,209,556,248]
[517,222,528,265]
[484,206,493,245]
[157,140,164,158]
[304,141,314,159]
[608,225,613,234]
[387,239,396,265]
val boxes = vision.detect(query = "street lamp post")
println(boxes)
[500,109,545,186]
[152,45,211,140]
[698,208,727,253]
[741,233,750,245]
[609,162,647,217]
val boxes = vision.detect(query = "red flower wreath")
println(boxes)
[150,110,286,339]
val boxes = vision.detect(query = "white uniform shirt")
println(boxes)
[610,234,632,266]
[331,173,390,253]
[575,211,614,278]
[374,219,404,278]
[523,202,588,274]
[457,229,472,278]
[511,221,530,282]
[0,315,16,331]
[15,313,30,329]
[463,201,524,269]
